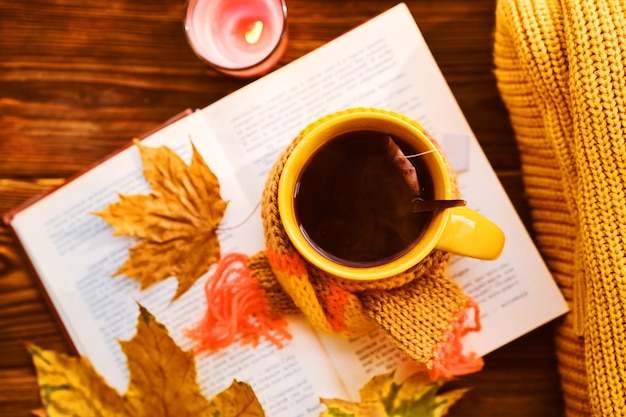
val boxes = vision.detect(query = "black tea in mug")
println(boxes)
[293,130,434,267]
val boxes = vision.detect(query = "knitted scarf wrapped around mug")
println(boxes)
[494,1,626,415]
[186,109,484,381]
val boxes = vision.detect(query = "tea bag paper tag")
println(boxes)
[439,133,470,173]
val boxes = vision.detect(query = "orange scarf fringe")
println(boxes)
[185,253,292,353]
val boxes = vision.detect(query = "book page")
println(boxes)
[9,111,346,416]
[312,328,415,400]
[199,1,568,367]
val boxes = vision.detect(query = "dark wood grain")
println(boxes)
[0,0,564,415]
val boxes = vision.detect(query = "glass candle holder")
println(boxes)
[184,0,288,78]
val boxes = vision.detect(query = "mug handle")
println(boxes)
[435,206,505,260]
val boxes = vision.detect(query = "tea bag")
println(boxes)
[386,137,466,213]
[386,136,420,195]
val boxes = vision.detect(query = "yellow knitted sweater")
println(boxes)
[494,1,626,416]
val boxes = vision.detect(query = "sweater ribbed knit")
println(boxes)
[494,1,626,415]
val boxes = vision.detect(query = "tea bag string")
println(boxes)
[403,148,439,159]
[399,147,467,212]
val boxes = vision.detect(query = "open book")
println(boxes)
[4,3,568,416]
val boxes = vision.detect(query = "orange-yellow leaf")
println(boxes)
[320,397,386,417]
[121,305,212,416]
[29,305,266,417]
[209,380,266,416]
[30,409,48,417]
[320,370,469,417]
[28,344,128,417]
[94,141,228,300]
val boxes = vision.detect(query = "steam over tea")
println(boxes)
[293,130,434,266]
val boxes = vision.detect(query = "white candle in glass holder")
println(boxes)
[185,0,288,78]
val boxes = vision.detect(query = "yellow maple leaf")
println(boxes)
[94,141,228,300]
[209,380,266,416]
[29,305,265,417]
[320,370,469,417]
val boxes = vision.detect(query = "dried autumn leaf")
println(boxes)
[29,345,126,417]
[320,370,469,417]
[29,305,265,417]
[94,141,228,300]
[209,380,266,416]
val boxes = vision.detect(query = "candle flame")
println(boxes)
[245,20,264,45]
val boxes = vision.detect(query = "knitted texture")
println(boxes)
[494,1,626,416]
[247,251,300,315]
[253,107,483,377]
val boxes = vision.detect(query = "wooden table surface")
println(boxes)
[0,0,566,415]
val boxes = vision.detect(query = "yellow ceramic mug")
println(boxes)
[278,108,505,281]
